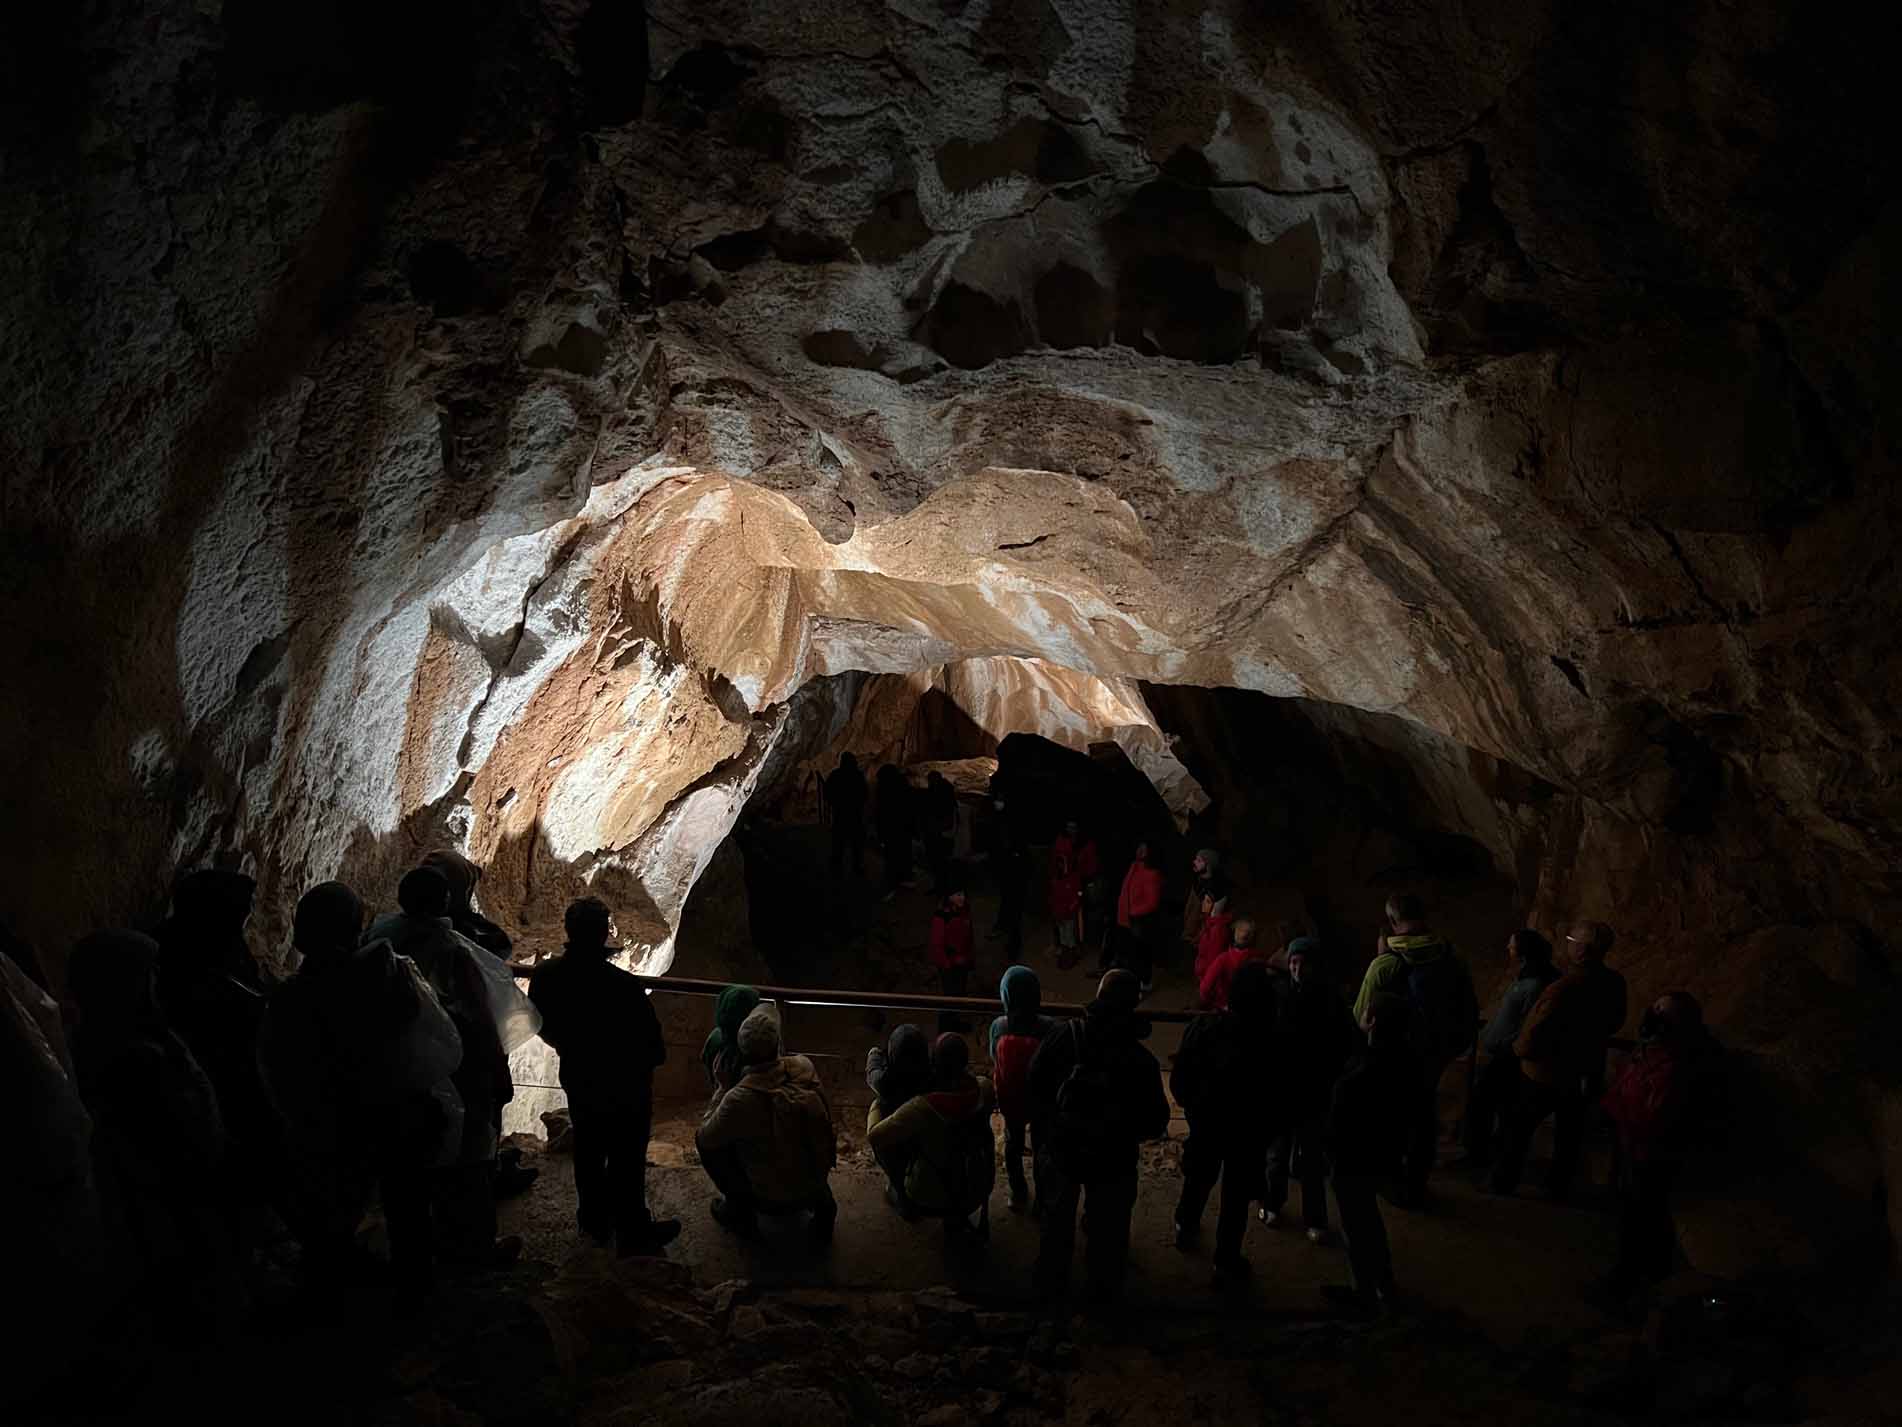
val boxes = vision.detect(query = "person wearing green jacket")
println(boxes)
[1350,893,1477,1208]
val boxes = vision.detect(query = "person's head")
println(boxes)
[1228,959,1274,1022]
[420,849,481,913]
[1193,848,1218,877]
[564,896,613,953]
[1286,934,1318,984]
[1384,892,1428,932]
[942,887,968,913]
[1093,968,1142,1018]
[1000,964,1042,1020]
[1361,991,1411,1050]
[1508,928,1554,972]
[1639,991,1703,1046]
[888,1022,930,1072]
[840,752,859,772]
[398,866,452,920]
[1065,818,1080,839]
[1565,921,1616,967]
[932,1032,970,1088]
[170,868,256,933]
[1232,918,1257,951]
[66,930,162,1029]
[735,1004,782,1066]
[1133,841,1151,865]
[294,881,365,960]
[1202,873,1232,918]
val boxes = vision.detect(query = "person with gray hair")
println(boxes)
[696,1004,839,1242]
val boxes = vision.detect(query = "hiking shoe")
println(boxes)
[620,1218,682,1256]
[709,1197,761,1239]
[1257,1207,1280,1227]
[1173,1218,1198,1250]
[1306,1228,1333,1247]
[1007,1189,1028,1214]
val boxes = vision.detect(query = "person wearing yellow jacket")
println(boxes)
[867,1034,996,1236]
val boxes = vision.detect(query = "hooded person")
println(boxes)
[1047,819,1099,969]
[1262,936,1355,1240]
[366,867,523,1265]
[260,882,467,1308]
[67,929,236,1334]
[867,1033,996,1235]
[876,762,917,896]
[1027,969,1170,1301]
[989,966,1059,1212]
[1348,893,1478,1208]
[701,984,762,1092]
[865,1023,932,1213]
[420,849,512,959]
[697,1005,839,1243]
[1172,959,1281,1280]
[1191,877,1237,987]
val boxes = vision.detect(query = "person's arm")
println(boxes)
[1169,1017,1206,1110]
[1480,982,1528,1056]
[1027,1022,1076,1121]
[1350,955,1391,1024]
[638,987,665,1070]
[866,1095,927,1156]
[699,1081,766,1153]
[1513,978,1565,1061]
[526,969,563,1055]
[1197,953,1227,1010]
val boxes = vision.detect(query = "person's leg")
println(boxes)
[1005,1115,1030,1207]
[1084,1169,1138,1300]
[1463,1054,1509,1163]
[1401,1059,1445,1203]
[1332,1174,1392,1297]
[1263,1131,1293,1218]
[1490,1079,1555,1195]
[1295,1116,1331,1232]
[809,1181,838,1243]
[1547,1084,1587,1199]
[1174,1127,1219,1238]
[830,819,846,875]
[1215,1142,1261,1266]
[381,1167,435,1307]
[701,1143,761,1230]
[608,1097,665,1250]
[1034,1153,1081,1296]
[568,1096,610,1240]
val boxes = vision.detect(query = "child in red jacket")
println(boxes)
[929,889,976,998]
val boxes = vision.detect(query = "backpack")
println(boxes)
[1051,1020,1123,1172]
[1404,950,1470,1061]
[992,1031,1041,1123]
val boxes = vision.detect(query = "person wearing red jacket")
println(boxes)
[1191,877,1236,986]
[1113,842,1166,992]
[1047,819,1099,969]
[929,888,976,999]
[1595,992,1717,1312]
[1198,919,1261,1010]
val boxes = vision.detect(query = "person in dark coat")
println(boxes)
[68,929,236,1336]
[1172,960,1279,1280]
[528,897,681,1256]
[986,780,1031,959]
[923,771,957,893]
[1028,970,1170,1302]
[152,870,289,1227]
[825,753,869,877]
[865,1022,932,1213]
[876,763,917,897]
[1323,993,1419,1312]
[260,883,464,1310]
[1263,936,1356,1241]
[1462,928,1559,1166]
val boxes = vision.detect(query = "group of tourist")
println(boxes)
[7,808,1720,1354]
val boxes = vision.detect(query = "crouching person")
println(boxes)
[697,1006,839,1244]
[868,1034,996,1238]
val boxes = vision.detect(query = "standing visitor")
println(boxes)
[1113,841,1167,994]
[1461,929,1559,1167]
[989,965,1057,1212]
[1263,936,1355,1241]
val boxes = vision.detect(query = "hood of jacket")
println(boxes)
[924,1076,988,1122]
[1386,934,1453,965]
[999,965,1043,1025]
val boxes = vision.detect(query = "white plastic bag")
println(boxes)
[466,942,542,1055]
